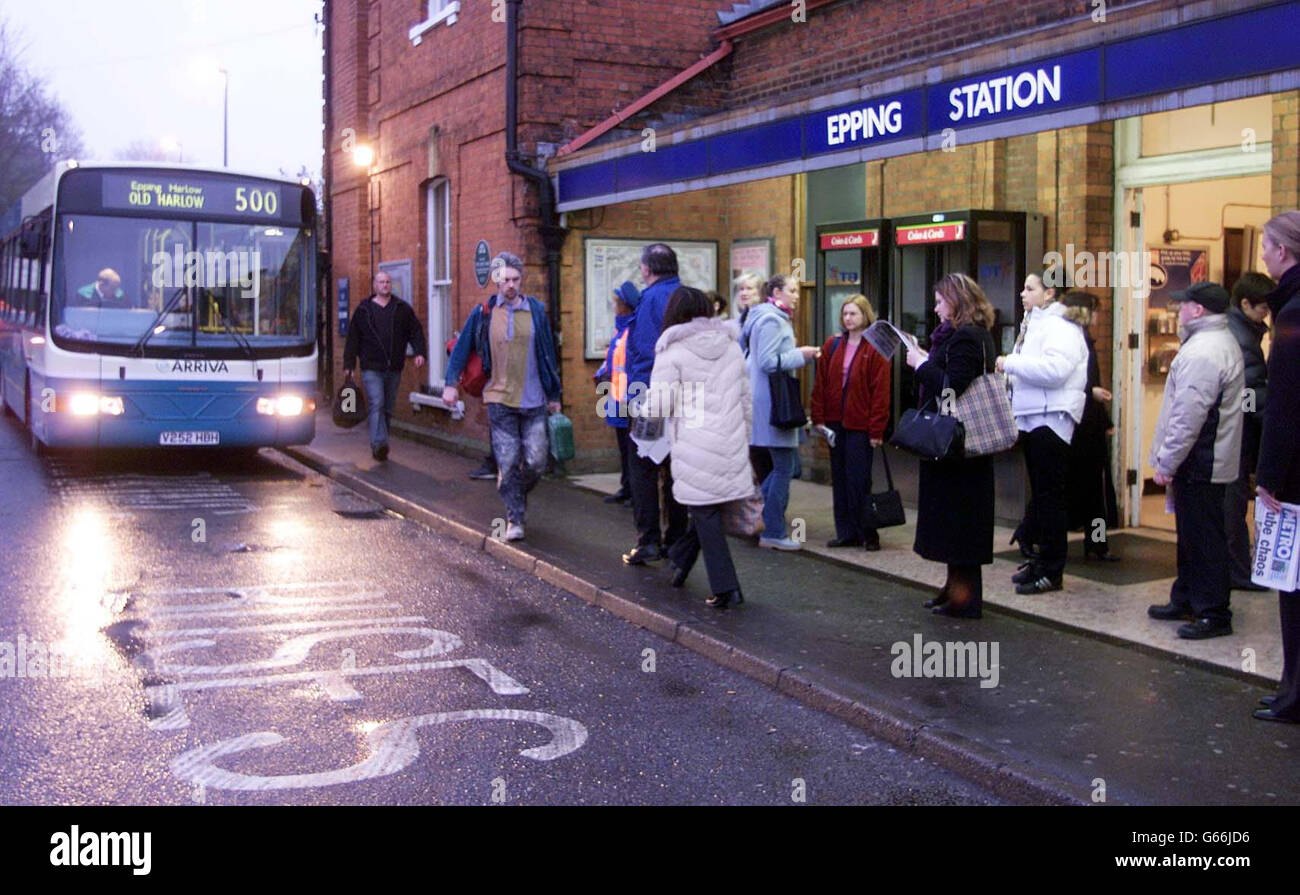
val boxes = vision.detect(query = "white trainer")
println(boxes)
[505,523,525,541]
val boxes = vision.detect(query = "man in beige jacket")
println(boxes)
[1147,282,1245,639]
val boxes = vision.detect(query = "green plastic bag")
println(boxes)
[548,412,575,461]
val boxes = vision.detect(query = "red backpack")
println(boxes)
[446,299,491,398]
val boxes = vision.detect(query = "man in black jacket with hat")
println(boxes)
[343,271,428,461]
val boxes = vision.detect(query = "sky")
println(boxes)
[4,0,324,178]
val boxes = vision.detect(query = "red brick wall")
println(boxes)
[327,0,735,449]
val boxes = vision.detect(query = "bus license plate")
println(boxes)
[159,431,220,446]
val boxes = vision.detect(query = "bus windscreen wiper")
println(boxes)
[210,298,257,361]
[131,286,188,356]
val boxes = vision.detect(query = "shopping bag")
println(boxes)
[722,491,765,538]
[332,372,368,429]
[548,412,575,461]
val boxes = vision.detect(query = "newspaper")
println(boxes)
[863,319,921,360]
[1252,500,1300,591]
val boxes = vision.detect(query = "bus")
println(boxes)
[0,162,318,451]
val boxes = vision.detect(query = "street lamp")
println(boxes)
[161,136,183,162]
[217,66,229,167]
[352,144,376,281]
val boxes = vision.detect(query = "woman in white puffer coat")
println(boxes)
[649,286,753,609]
[996,271,1090,595]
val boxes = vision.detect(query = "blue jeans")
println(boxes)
[487,403,549,525]
[361,369,402,450]
[760,446,796,539]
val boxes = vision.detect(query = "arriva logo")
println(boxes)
[165,360,231,374]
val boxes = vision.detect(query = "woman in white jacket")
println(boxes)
[649,286,753,609]
[996,271,1089,594]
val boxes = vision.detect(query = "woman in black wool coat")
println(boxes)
[904,272,998,618]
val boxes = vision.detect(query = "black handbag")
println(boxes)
[890,402,964,461]
[768,353,806,429]
[332,371,368,429]
[865,446,906,529]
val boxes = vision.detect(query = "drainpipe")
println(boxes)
[321,0,335,399]
[505,0,565,338]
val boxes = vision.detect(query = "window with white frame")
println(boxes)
[410,1,459,45]
[426,178,451,387]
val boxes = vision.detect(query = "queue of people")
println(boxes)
[420,216,1300,723]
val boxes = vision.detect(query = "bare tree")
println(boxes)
[114,140,175,163]
[0,21,84,212]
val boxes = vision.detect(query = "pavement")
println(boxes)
[281,409,1300,805]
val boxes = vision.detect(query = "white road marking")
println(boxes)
[135,626,465,676]
[145,658,531,730]
[170,710,590,790]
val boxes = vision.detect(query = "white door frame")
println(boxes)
[1110,117,1273,526]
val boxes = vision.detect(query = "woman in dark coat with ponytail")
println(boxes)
[904,273,998,618]
[1254,210,1300,724]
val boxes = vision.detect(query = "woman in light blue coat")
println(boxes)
[741,274,820,550]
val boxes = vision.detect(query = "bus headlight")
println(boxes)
[276,395,305,416]
[68,393,125,416]
[69,393,100,416]
[258,395,313,416]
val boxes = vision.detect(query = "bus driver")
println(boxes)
[76,268,128,306]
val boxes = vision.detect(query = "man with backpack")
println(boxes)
[444,253,562,541]
[343,271,428,461]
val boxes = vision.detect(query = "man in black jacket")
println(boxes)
[1225,272,1274,591]
[343,272,428,460]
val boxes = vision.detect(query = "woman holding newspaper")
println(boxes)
[994,271,1089,595]
[904,274,998,619]
[810,295,891,550]
[1254,209,1300,724]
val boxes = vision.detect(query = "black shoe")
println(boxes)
[468,461,497,480]
[1084,544,1120,561]
[923,584,950,610]
[826,537,864,548]
[1147,603,1196,621]
[604,490,630,504]
[372,444,389,461]
[1015,575,1062,595]
[1177,617,1233,640]
[706,589,741,609]
[1252,708,1300,724]
[1259,695,1278,707]
[669,561,689,588]
[622,544,664,566]
[1011,561,1037,585]
[864,538,881,552]
[1231,580,1270,592]
[933,602,982,619]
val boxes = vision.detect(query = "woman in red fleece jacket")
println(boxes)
[810,295,892,550]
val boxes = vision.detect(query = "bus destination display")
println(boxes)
[101,173,286,220]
